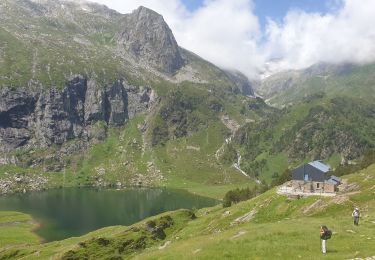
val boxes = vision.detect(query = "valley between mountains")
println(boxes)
[0,0,375,259]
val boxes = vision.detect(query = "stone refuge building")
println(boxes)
[291,161,341,193]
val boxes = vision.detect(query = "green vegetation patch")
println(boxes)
[0,211,40,248]
[235,95,375,183]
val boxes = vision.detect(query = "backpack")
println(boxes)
[321,226,332,240]
[325,230,332,240]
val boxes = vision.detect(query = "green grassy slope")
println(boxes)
[233,94,375,183]
[135,163,375,259]
[2,163,374,259]
[227,62,375,185]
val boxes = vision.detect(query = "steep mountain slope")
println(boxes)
[118,6,184,74]
[0,0,249,88]
[0,0,260,196]
[2,163,374,259]
[231,94,375,183]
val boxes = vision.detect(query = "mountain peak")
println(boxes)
[118,6,184,74]
[134,6,161,17]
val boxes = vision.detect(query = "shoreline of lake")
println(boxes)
[0,187,219,242]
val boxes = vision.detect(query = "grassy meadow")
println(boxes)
[0,163,374,259]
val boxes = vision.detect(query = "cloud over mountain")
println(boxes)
[91,0,375,78]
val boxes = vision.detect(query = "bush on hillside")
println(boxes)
[271,169,292,187]
[223,185,268,207]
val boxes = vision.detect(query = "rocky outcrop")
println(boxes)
[0,76,155,153]
[84,79,106,123]
[0,173,48,195]
[105,81,129,126]
[118,6,184,74]
[29,77,87,146]
[0,88,36,151]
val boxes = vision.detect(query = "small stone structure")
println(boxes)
[291,180,335,193]
[278,161,341,197]
[277,181,337,197]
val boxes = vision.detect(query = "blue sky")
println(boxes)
[254,0,337,28]
[184,0,338,28]
[183,0,203,11]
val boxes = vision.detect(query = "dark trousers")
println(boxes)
[354,216,359,225]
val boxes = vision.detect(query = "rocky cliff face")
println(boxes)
[0,0,255,170]
[0,76,155,153]
[119,6,184,74]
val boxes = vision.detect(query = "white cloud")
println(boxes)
[177,0,263,78]
[264,0,375,71]
[89,0,375,78]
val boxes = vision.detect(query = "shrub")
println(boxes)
[223,185,267,207]
[271,169,292,187]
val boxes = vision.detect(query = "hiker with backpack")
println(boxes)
[320,225,332,254]
[352,207,360,225]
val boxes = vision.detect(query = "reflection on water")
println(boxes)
[0,188,218,242]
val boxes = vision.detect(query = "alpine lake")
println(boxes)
[0,188,218,242]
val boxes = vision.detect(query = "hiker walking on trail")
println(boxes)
[352,207,360,226]
[320,225,332,254]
